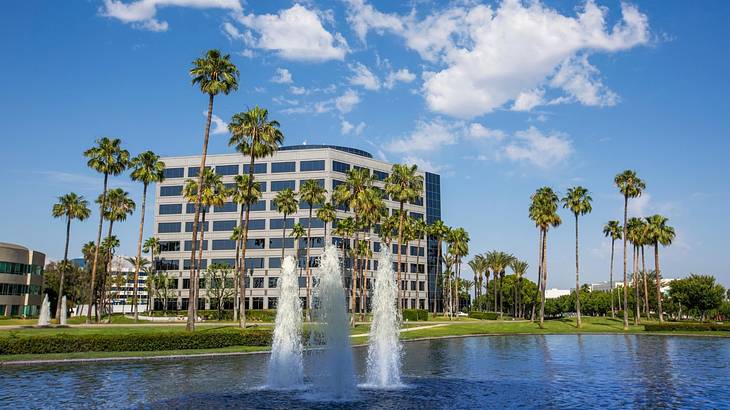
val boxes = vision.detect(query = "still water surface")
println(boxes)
[1,334,728,409]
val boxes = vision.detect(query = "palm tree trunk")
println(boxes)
[641,245,649,318]
[187,93,215,332]
[305,206,313,321]
[531,229,543,322]
[416,236,421,310]
[493,270,498,312]
[56,216,71,321]
[575,214,582,328]
[433,239,441,315]
[539,228,548,328]
[655,243,664,322]
[622,195,629,330]
[196,209,207,315]
[239,155,257,328]
[132,183,148,322]
[396,203,404,311]
[633,245,640,325]
[499,272,504,319]
[88,173,109,324]
[610,238,615,319]
[281,216,287,260]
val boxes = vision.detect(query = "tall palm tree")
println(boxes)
[468,255,487,310]
[412,217,427,305]
[228,106,283,328]
[603,220,622,318]
[614,170,646,330]
[645,214,675,322]
[626,217,644,325]
[273,188,298,260]
[447,228,469,316]
[510,260,528,318]
[230,174,261,326]
[428,220,450,315]
[333,217,355,264]
[356,187,384,317]
[290,223,307,287]
[299,179,327,318]
[635,219,651,318]
[442,251,456,318]
[52,193,91,321]
[143,236,160,312]
[123,257,150,316]
[187,49,239,332]
[529,187,561,328]
[384,164,423,310]
[129,151,165,322]
[316,202,337,241]
[486,251,515,318]
[83,137,129,323]
[562,186,592,328]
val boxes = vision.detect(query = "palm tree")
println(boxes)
[510,260,528,318]
[299,179,327,318]
[645,214,675,322]
[273,188,298,260]
[448,228,469,315]
[626,217,644,325]
[486,251,515,318]
[561,186,592,328]
[468,255,487,310]
[384,164,424,310]
[230,174,262,326]
[51,193,91,321]
[129,151,165,321]
[123,257,150,316]
[317,202,337,241]
[603,220,622,318]
[529,187,561,328]
[442,251,456,318]
[412,217,427,305]
[356,187,384,317]
[100,234,120,317]
[614,170,646,330]
[83,137,129,323]
[143,236,161,312]
[333,217,355,262]
[228,106,283,328]
[428,220,450,315]
[290,223,307,294]
[187,49,239,332]
[635,219,651,318]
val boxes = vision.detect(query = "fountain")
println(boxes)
[311,244,356,399]
[267,255,304,388]
[60,295,67,326]
[365,248,403,387]
[37,294,50,326]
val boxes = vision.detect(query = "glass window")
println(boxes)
[268,277,278,288]
[271,161,296,173]
[187,166,210,177]
[373,170,388,181]
[298,217,324,228]
[246,238,265,249]
[243,163,267,174]
[245,219,265,230]
[249,200,266,211]
[269,238,295,249]
[163,167,184,179]
[155,259,179,271]
[268,297,278,309]
[185,221,209,232]
[159,204,182,214]
[184,240,208,251]
[213,220,237,231]
[332,161,350,173]
[214,202,237,213]
[299,179,325,188]
[186,203,209,214]
[270,218,295,230]
[253,278,265,289]
[183,259,207,270]
[158,222,181,233]
[332,180,345,189]
[269,257,281,269]
[245,258,264,269]
[410,212,424,220]
[300,160,325,172]
[410,246,425,257]
[299,237,324,249]
[160,185,182,196]
[215,164,239,176]
[212,239,236,250]
[252,297,264,309]
[211,258,235,267]
[271,180,296,191]
[159,241,180,252]
[373,242,381,252]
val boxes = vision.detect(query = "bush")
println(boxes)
[644,322,730,332]
[245,310,277,322]
[469,311,499,320]
[402,309,429,321]
[0,328,272,355]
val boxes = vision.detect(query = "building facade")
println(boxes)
[0,242,45,317]
[106,255,149,313]
[154,145,442,312]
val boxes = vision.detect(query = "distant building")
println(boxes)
[590,281,612,292]
[0,242,45,317]
[545,288,570,299]
[106,255,149,313]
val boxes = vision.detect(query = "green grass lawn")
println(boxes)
[0,345,270,363]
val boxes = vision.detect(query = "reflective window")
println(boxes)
[270,218,295,230]
[216,165,239,176]
[185,221,208,232]
[211,239,236,250]
[246,238,265,249]
[186,203,209,214]
[187,166,210,177]
[158,222,181,233]
[249,200,266,211]
[271,161,296,173]
[332,161,350,173]
[214,202,237,213]
[155,259,179,271]
[269,257,281,269]
[245,258,264,269]
[300,160,325,172]
[159,241,180,252]
[159,204,182,214]
[245,219,266,230]
[373,170,388,181]
[211,258,235,267]
[271,180,296,191]
[268,277,278,288]
[298,217,324,228]
[160,186,183,196]
[243,163,267,174]
[213,220,237,231]
[269,238,295,249]
[183,259,207,270]
[163,167,184,179]
[184,240,208,251]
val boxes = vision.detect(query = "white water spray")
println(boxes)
[312,245,356,399]
[365,247,403,387]
[37,294,50,326]
[267,255,304,388]
[60,296,67,326]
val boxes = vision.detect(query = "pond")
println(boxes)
[1,335,728,409]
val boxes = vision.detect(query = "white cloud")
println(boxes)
[512,89,545,112]
[386,119,458,153]
[347,1,649,118]
[206,112,229,135]
[502,126,573,168]
[341,120,366,135]
[101,0,241,32]
[384,68,416,89]
[348,62,380,90]
[401,155,443,173]
[271,68,293,84]
[335,89,361,113]
[289,86,307,95]
[235,4,348,61]
[467,123,505,141]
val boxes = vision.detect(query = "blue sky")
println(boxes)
[1,1,728,288]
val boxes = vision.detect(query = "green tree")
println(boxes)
[603,220,622,318]
[669,275,725,321]
[562,186,592,328]
[273,188,298,260]
[187,49,239,332]
[384,164,423,310]
[412,217,427,303]
[529,187,561,328]
[468,255,488,309]
[129,151,165,321]
[645,214,675,322]
[615,169,645,330]
[316,202,337,240]
[51,193,91,320]
[230,174,261,325]
[355,187,384,317]
[485,251,516,318]
[428,220,450,314]
[299,179,326,318]
[510,259,529,317]
[143,236,160,312]
[447,228,469,315]
[83,137,129,323]
[205,263,236,320]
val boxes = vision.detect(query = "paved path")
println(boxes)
[349,323,448,338]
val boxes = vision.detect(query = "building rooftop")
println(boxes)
[277,144,373,158]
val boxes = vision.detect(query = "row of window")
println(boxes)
[163,160,392,180]
[159,199,330,215]
[152,295,427,311]
[157,218,327,233]
[0,283,42,296]
[0,261,43,276]
[159,237,325,253]
[151,276,426,292]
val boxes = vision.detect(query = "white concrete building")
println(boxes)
[545,288,571,299]
[106,255,149,313]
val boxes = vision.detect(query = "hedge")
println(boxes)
[402,309,429,321]
[0,328,272,355]
[469,311,499,320]
[644,322,730,332]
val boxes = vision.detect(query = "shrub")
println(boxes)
[469,311,499,320]
[644,322,730,332]
[402,309,429,321]
[245,310,277,322]
[0,328,272,355]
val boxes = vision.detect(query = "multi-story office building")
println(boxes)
[106,255,149,313]
[153,145,442,312]
[0,242,45,317]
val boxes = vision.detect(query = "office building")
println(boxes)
[0,242,45,317]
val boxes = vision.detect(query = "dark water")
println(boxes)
[1,335,728,409]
